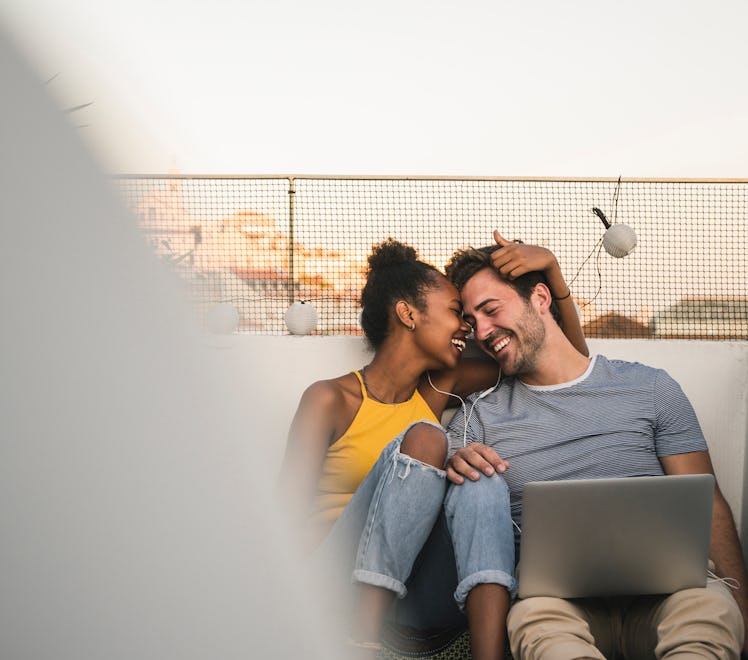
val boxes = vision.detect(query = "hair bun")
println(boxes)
[367,238,418,272]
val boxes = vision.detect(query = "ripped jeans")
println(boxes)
[314,420,516,632]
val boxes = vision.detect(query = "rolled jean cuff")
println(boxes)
[454,569,518,609]
[353,569,407,599]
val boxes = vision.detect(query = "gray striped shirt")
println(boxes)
[446,355,708,532]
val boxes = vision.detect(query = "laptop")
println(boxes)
[517,474,714,599]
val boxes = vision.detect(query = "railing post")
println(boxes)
[288,176,296,305]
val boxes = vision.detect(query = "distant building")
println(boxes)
[651,296,748,340]
[130,188,365,332]
[582,312,654,339]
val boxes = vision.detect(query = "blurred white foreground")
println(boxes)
[0,25,341,660]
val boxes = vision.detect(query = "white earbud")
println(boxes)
[475,384,498,401]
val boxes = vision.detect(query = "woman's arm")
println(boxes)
[427,231,588,402]
[277,381,340,530]
[490,230,589,357]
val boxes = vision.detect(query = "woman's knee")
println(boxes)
[446,472,510,517]
[400,422,447,468]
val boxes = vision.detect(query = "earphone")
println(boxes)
[707,569,740,590]
[428,369,521,534]
[427,368,502,447]
[463,376,500,445]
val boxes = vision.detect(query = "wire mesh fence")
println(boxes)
[116,175,748,340]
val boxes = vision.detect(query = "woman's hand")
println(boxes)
[490,230,561,281]
[490,229,588,356]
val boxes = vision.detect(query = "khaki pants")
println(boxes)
[507,578,743,659]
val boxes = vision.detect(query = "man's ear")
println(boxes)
[394,300,416,330]
[532,282,553,313]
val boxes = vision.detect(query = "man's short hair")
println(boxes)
[445,244,561,324]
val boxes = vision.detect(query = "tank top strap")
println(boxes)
[352,370,368,399]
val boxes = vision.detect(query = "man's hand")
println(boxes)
[446,442,509,484]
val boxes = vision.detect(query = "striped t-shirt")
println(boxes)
[446,355,708,536]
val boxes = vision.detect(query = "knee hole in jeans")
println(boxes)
[400,422,447,469]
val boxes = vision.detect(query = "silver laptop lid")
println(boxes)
[517,474,714,599]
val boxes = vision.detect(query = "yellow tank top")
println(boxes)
[310,370,439,530]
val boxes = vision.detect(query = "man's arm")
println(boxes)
[660,451,748,654]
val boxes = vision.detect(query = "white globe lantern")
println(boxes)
[285,301,317,335]
[602,224,637,258]
[206,302,239,334]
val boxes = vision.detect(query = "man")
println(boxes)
[442,238,748,659]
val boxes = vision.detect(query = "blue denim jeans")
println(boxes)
[445,473,518,605]
[392,473,518,630]
[314,421,516,632]
[314,421,448,624]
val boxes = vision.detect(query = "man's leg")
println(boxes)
[620,579,744,659]
[445,474,517,660]
[507,596,607,660]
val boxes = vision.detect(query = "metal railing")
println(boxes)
[116,175,748,340]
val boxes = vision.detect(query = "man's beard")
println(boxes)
[501,303,546,377]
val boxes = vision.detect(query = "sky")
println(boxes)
[2,0,748,177]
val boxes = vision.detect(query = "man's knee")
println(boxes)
[654,584,744,658]
[400,422,447,469]
[507,596,584,631]
[508,597,603,660]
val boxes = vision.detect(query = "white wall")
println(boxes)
[215,336,748,559]
[208,335,374,471]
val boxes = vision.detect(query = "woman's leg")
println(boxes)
[445,474,517,660]
[466,584,511,660]
[351,422,448,643]
[316,421,449,650]
[389,511,465,632]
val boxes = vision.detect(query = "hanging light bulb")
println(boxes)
[285,301,317,335]
[593,207,637,258]
[206,302,239,334]
[602,223,637,258]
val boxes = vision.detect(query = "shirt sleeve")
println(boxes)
[652,369,709,456]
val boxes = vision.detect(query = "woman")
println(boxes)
[278,232,587,659]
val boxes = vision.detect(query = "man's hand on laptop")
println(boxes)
[446,442,509,484]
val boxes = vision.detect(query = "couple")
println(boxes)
[279,233,747,659]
